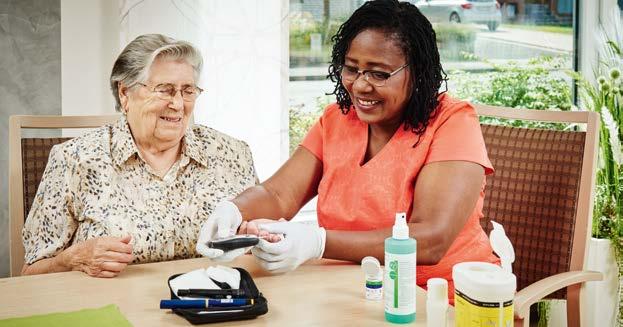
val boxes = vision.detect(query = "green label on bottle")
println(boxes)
[384,252,416,316]
[389,260,399,308]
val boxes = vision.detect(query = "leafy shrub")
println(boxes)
[449,55,573,129]
[289,96,328,155]
[570,12,623,321]
[289,13,322,50]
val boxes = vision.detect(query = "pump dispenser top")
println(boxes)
[392,213,409,240]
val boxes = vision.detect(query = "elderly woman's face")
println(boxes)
[343,29,410,129]
[121,57,196,148]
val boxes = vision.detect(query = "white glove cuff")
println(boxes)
[219,200,243,227]
[316,227,326,259]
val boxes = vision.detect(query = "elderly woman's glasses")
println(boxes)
[339,63,409,87]
[137,83,204,102]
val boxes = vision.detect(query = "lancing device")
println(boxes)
[160,298,254,309]
[207,235,260,251]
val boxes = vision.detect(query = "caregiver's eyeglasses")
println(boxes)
[339,63,408,87]
[137,83,204,102]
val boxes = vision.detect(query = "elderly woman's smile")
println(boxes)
[160,115,182,123]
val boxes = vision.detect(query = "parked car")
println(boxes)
[413,0,502,31]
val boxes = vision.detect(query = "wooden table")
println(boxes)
[0,255,454,326]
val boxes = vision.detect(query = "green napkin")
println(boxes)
[0,304,133,327]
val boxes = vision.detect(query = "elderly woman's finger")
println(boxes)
[118,235,132,244]
[245,218,287,237]
[104,251,134,263]
[96,270,119,278]
[265,233,283,243]
[245,221,261,235]
[101,261,128,273]
[237,221,249,234]
[107,240,133,254]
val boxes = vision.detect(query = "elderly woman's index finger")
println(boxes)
[107,239,133,254]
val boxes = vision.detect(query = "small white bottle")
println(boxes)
[361,256,383,301]
[426,278,448,327]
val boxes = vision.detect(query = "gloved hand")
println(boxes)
[196,201,245,261]
[251,221,326,273]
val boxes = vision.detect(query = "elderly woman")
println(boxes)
[21,34,257,277]
[197,0,499,302]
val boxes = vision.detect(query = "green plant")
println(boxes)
[289,16,344,67]
[289,96,328,155]
[537,301,551,327]
[450,56,572,110]
[568,12,623,322]
[450,55,573,130]
[289,12,322,50]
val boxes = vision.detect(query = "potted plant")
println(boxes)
[569,12,623,326]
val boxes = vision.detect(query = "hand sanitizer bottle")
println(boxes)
[384,212,416,323]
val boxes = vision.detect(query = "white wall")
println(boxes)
[120,0,290,180]
[61,0,119,118]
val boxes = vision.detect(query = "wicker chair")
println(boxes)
[8,114,119,277]
[475,104,603,327]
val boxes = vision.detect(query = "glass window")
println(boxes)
[289,0,577,147]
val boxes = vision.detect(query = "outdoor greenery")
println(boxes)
[289,95,329,155]
[569,13,623,321]
[449,55,573,129]
[289,14,342,67]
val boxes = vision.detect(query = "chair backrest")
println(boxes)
[8,115,120,277]
[475,104,599,300]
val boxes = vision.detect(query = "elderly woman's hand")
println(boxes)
[238,219,284,243]
[63,235,134,278]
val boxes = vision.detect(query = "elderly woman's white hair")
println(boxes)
[109,34,203,111]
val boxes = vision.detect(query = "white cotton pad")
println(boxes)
[169,268,220,300]
[206,265,241,289]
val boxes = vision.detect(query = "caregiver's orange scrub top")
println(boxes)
[301,93,500,300]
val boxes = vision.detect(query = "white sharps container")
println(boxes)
[453,221,517,327]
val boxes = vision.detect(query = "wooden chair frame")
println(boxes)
[475,104,603,327]
[8,115,119,277]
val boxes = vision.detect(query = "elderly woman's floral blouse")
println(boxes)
[22,116,258,265]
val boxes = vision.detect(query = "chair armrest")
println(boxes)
[514,270,603,319]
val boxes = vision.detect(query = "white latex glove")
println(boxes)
[196,201,245,261]
[251,221,326,273]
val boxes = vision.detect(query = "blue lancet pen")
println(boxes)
[160,298,253,309]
